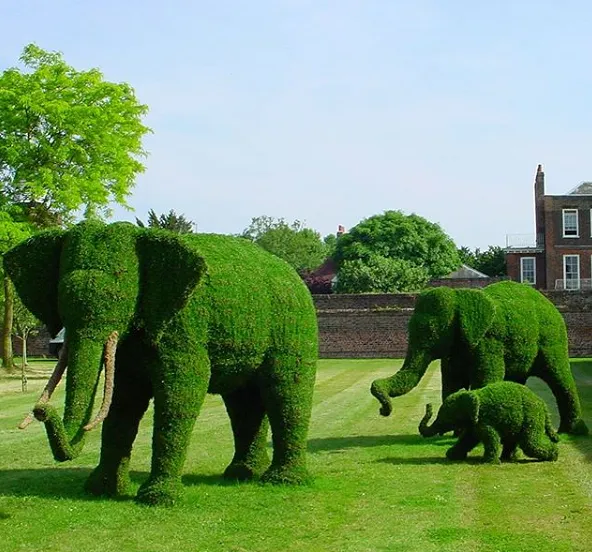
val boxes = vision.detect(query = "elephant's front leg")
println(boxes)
[222,382,270,481]
[441,358,468,402]
[441,358,469,437]
[446,428,480,461]
[85,347,152,498]
[260,356,316,485]
[476,424,502,464]
[137,349,210,506]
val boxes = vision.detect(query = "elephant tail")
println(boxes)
[545,414,559,443]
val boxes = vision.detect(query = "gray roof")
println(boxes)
[568,182,592,195]
[444,264,489,279]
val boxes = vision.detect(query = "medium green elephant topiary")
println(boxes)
[418,381,559,463]
[5,221,318,506]
[371,281,588,435]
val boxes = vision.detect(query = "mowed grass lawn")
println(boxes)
[1,359,592,552]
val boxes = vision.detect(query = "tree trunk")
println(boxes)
[2,276,15,372]
[21,333,28,392]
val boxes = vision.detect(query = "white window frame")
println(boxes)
[562,209,579,237]
[520,257,536,285]
[590,209,592,237]
[563,254,580,290]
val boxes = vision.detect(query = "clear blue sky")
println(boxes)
[2,1,592,249]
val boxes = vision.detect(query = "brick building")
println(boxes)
[506,165,592,290]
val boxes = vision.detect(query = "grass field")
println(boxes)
[1,358,592,552]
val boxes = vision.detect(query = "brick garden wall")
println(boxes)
[315,290,592,359]
[12,328,52,357]
[14,289,592,359]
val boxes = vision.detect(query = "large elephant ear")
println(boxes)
[456,289,496,346]
[136,231,206,338]
[3,230,65,336]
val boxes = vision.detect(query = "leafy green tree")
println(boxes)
[136,209,195,233]
[334,255,429,293]
[0,43,151,368]
[458,245,506,277]
[333,210,459,293]
[323,233,337,259]
[0,43,151,223]
[0,213,32,371]
[241,216,327,272]
[457,246,476,268]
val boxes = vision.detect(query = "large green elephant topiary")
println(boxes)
[4,221,318,506]
[418,381,559,463]
[371,281,588,435]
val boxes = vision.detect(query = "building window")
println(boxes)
[564,255,580,290]
[520,257,536,284]
[562,209,579,237]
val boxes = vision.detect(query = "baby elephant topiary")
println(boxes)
[419,381,559,463]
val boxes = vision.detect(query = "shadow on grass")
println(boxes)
[378,454,559,466]
[0,467,94,500]
[377,455,463,466]
[181,473,238,487]
[307,433,456,453]
[0,467,250,501]
[0,467,148,502]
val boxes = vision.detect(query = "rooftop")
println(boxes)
[444,264,489,279]
[567,182,592,195]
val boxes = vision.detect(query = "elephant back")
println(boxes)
[483,281,567,367]
[182,234,318,365]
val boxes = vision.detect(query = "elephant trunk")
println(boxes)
[19,339,69,430]
[30,332,118,462]
[418,403,439,437]
[370,349,431,416]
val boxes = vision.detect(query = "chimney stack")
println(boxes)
[534,164,545,247]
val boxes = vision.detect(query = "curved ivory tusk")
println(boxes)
[83,331,118,432]
[19,338,69,430]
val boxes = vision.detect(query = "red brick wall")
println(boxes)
[16,289,592,360]
[315,290,592,359]
[506,252,546,289]
[12,327,51,357]
[544,197,592,287]
[428,277,505,288]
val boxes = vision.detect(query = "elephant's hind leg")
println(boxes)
[519,429,559,462]
[501,440,520,462]
[537,350,588,435]
[222,382,270,481]
[260,355,315,485]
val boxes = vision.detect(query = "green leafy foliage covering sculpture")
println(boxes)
[4,221,318,506]
[418,382,559,463]
[371,281,588,436]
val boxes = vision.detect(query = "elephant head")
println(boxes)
[4,221,205,462]
[371,286,495,416]
[418,390,479,437]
